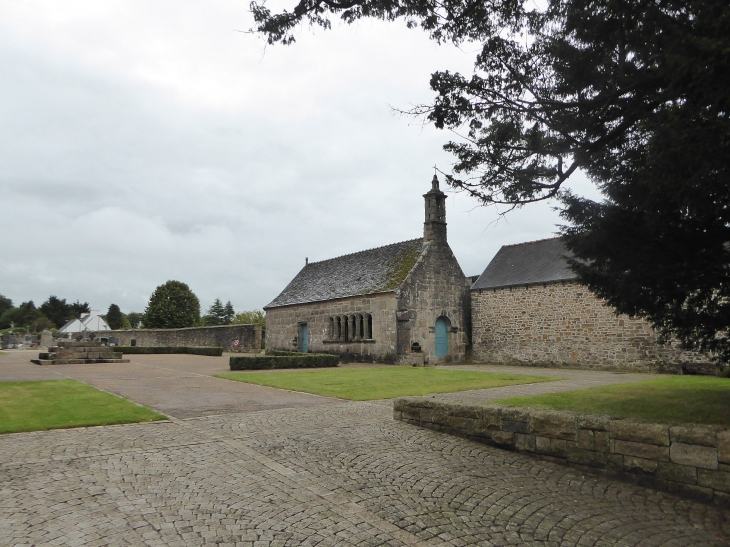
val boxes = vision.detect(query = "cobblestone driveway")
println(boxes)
[2,400,729,546]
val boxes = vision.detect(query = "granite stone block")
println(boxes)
[698,469,730,493]
[610,420,669,446]
[670,442,718,470]
[613,440,669,461]
[530,411,577,441]
[669,425,718,447]
[656,462,697,485]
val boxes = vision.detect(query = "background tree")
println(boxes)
[0,301,43,331]
[120,314,133,330]
[127,312,143,329]
[35,316,55,332]
[143,281,200,329]
[252,0,730,363]
[0,294,12,317]
[39,296,75,328]
[106,304,124,330]
[70,301,90,318]
[223,301,235,325]
[232,310,266,325]
[202,298,225,326]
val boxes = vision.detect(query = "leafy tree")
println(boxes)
[35,316,55,331]
[143,281,200,329]
[106,304,124,330]
[252,0,730,363]
[232,310,266,326]
[39,296,76,328]
[223,301,235,325]
[0,301,43,331]
[127,312,143,329]
[120,314,133,330]
[0,294,12,317]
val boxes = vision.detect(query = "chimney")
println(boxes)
[423,173,447,244]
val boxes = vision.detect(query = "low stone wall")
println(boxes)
[394,397,730,507]
[83,324,262,353]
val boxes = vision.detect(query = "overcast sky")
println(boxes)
[0,0,602,315]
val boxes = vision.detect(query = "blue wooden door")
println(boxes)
[435,318,448,358]
[301,324,308,353]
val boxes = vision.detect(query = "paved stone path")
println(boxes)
[434,364,655,403]
[0,351,340,418]
[1,352,729,545]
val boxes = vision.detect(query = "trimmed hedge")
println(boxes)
[230,353,339,370]
[113,346,223,356]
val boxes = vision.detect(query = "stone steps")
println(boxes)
[39,351,118,360]
[33,340,129,365]
[32,358,130,365]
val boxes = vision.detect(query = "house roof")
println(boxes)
[265,238,424,308]
[471,237,577,290]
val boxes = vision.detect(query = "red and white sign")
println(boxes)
[232,339,240,347]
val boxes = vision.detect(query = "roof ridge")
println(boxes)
[501,235,563,249]
[306,238,423,265]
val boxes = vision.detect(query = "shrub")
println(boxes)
[113,346,223,356]
[230,354,339,370]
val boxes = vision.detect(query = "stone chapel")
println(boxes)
[264,175,471,364]
[265,175,708,371]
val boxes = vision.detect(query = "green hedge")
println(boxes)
[113,346,223,356]
[230,353,339,370]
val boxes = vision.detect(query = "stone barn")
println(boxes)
[470,237,707,372]
[264,175,471,364]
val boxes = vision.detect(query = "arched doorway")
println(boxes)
[435,317,449,358]
[301,324,308,353]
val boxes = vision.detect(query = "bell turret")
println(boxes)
[424,174,447,243]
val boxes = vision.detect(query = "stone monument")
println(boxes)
[32,340,130,365]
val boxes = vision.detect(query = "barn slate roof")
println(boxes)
[471,237,577,290]
[265,238,424,308]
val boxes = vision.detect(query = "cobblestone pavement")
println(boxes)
[2,401,729,546]
[3,352,729,545]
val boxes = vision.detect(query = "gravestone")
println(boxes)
[40,330,53,348]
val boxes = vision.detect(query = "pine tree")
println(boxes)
[106,304,124,330]
[223,301,235,325]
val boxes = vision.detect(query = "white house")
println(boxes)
[59,311,111,333]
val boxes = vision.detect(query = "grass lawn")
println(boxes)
[0,380,167,434]
[496,376,730,427]
[214,367,558,400]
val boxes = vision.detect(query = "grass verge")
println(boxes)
[496,376,730,427]
[215,367,558,400]
[0,380,166,434]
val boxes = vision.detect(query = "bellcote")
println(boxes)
[424,174,447,243]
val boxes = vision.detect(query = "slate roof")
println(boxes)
[265,239,424,308]
[471,237,577,290]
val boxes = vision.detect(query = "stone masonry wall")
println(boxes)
[265,293,399,362]
[395,397,730,507]
[85,324,262,353]
[397,240,471,364]
[471,281,707,372]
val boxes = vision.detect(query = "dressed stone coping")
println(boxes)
[393,397,730,507]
